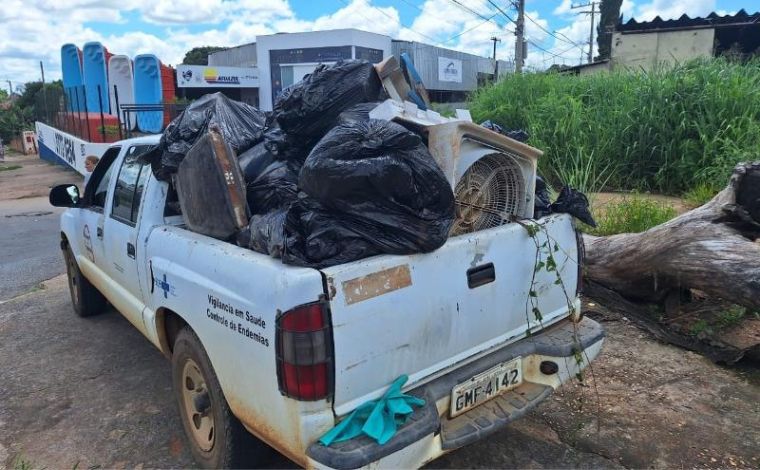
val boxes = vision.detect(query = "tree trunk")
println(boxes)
[583,161,760,311]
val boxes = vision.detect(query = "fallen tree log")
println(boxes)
[583,161,760,311]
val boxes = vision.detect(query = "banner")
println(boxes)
[177,65,260,88]
[35,122,111,175]
[438,57,463,83]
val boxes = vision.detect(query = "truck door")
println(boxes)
[102,145,152,331]
[77,145,121,272]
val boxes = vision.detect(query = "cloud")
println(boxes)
[634,0,715,21]
[1,0,624,85]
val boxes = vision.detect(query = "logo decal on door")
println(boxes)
[83,225,95,262]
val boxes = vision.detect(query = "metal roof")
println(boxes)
[617,9,760,33]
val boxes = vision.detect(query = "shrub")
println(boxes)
[469,58,760,194]
[585,196,677,236]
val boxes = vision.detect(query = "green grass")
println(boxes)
[469,58,760,194]
[683,183,719,207]
[0,164,22,172]
[715,305,750,329]
[585,196,678,236]
[690,319,711,336]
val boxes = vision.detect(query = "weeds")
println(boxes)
[690,319,711,336]
[469,58,760,194]
[715,305,748,329]
[584,196,677,236]
[683,183,719,207]
[0,165,22,172]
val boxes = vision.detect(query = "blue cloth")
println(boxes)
[319,375,426,446]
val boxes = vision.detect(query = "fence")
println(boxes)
[36,84,186,143]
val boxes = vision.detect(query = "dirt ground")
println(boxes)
[1,276,758,469]
[0,153,758,468]
[0,150,82,199]
[592,192,692,215]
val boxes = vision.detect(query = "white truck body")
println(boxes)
[57,134,604,469]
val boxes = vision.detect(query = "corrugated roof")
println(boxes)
[617,9,760,32]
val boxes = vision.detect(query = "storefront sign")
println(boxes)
[438,57,463,83]
[177,65,260,88]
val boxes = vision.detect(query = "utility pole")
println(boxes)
[514,0,525,73]
[490,36,501,80]
[572,1,599,64]
[40,61,50,122]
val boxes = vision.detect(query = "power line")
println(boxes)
[448,0,506,29]
[527,39,579,61]
[523,12,584,49]
[485,0,516,24]
[394,0,503,43]
[447,15,509,41]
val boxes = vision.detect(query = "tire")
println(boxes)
[172,326,270,468]
[64,245,107,317]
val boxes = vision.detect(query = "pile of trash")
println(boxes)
[146,60,456,269]
[146,58,593,269]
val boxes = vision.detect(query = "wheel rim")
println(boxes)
[181,358,215,452]
[66,252,79,308]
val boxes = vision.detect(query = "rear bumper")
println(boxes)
[307,316,605,469]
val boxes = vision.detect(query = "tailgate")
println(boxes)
[322,214,580,416]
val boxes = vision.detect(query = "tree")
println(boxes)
[16,80,62,111]
[0,104,33,141]
[596,0,622,60]
[0,89,8,102]
[585,161,760,312]
[182,46,229,66]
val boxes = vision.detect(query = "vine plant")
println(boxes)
[517,218,601,425]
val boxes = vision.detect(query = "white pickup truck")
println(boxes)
[50,133,605,469]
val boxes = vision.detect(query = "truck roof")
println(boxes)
[112,134,162,147]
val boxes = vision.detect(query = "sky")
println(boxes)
[0,0,756,89]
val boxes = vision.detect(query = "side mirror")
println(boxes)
[49,184,81,207]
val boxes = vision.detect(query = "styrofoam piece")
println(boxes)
[368,99,472,127]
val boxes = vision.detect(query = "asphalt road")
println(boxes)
[0,197,66,301]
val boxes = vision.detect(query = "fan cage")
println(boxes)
[452,152,526,236]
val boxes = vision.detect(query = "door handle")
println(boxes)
[97,227,103,238]
[127,242,136,259]
[467,263,495,289]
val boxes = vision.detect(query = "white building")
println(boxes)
[176,28,512,111]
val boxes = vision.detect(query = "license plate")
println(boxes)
[450,358,522,418]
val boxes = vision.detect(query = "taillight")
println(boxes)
[575,227,585,296]
[276,301,333,401]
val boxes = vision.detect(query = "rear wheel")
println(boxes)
[64,245,106,317]
[172,327,270,468]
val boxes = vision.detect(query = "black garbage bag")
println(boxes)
[262,128,311,164]
[551,186,597,227]
[281,197,381,268]
[737,170,760,224]
[299,119,455,255]
[534,175,552,219]
[149,92,266,180]
[273,60,382,140]
[480,120,530,143]
[238,143,300,215]
[239,210,288,258]
[337,102,383,124]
